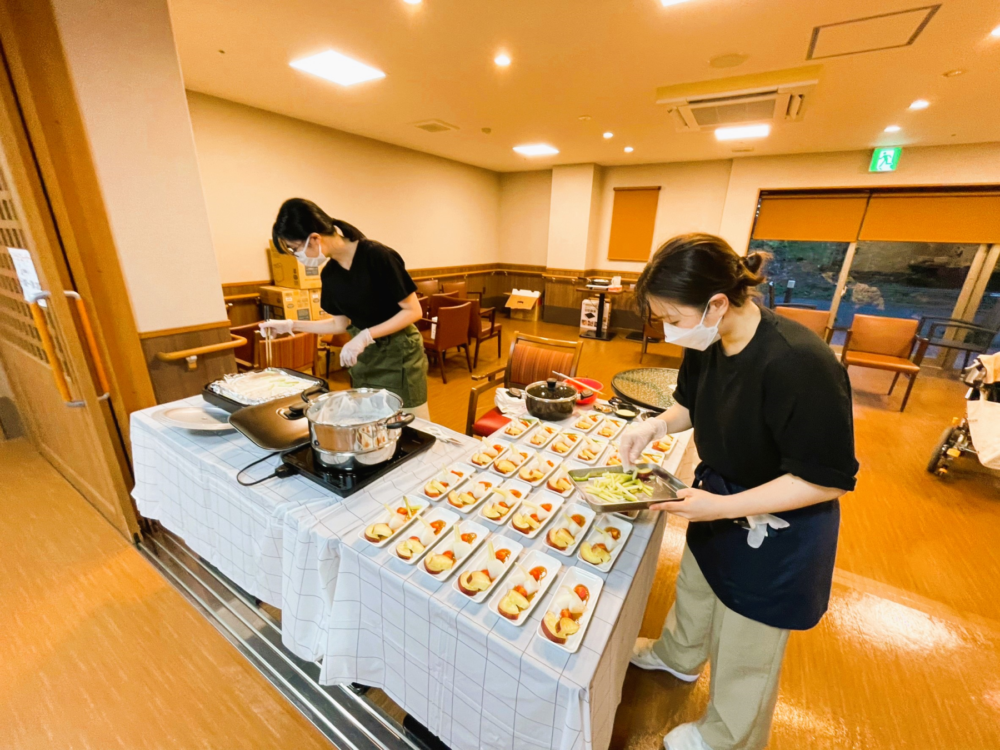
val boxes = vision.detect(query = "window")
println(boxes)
[750,239,849,311]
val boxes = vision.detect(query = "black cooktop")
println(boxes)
[280,426,436,497]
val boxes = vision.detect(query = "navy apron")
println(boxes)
[685,463,840,631]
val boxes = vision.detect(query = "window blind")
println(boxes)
[858,192,1000,243]
[607,187,660,262]
[752,193,870,242]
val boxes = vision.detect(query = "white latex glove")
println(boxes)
[619,417,669,469]
[340,328,374,368]
[745,514,790,549]
[259,319,295,338]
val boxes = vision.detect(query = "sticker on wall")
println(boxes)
[7,247,45,305]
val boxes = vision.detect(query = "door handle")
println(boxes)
[64,291,111,401]
[28,292,85,407]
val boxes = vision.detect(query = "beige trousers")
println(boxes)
[653,546,790,750]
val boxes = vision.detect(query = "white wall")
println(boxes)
[51,0,226,333]
[719,143,1000,252]
[187,92,501,282]
[546,164,600,270]
[498,171,551,267]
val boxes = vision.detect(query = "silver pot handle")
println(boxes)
[385,411,415,430]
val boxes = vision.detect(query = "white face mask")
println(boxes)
[293,236,325,268]
[661,303,722,351]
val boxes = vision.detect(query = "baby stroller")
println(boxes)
[927,352,1000,476]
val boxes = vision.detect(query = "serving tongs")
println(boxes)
[568,463,688,513]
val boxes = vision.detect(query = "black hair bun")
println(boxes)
[743,252,764,275]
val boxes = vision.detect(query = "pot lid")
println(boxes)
[306,388,401,425]
[526,378,578,401]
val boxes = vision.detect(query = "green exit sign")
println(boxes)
[870,146,902,172]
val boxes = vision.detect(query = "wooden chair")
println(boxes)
[318,332,352,378]
[428,292,462,319]
[640,314,683,363]
[467,297,502,368]
[442,280,483,302]
[230,323,260,371]
[415,279,440,298]
[917,316,999,370]
[841,314,929,412]
[422,302,472,383]
[235,329,319,375]
[775,305,833,343]
[466,333,583,436]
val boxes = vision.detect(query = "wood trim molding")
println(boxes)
[222,279,271,292]
[138,320,232,340]
[613,186,662,192]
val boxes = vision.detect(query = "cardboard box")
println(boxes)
[506,289,542,321]
[267,243,324,289]
[580,297,611,334]
[260,285,312,321]
[308,289,331,320]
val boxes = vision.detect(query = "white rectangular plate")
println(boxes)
[535,566,604,653]
[478,478,530,524]
[488,549,563,626]
[358,496,430,548]
[442,475,499,514]
[453,534,524,603]
[421,519,489,582]
[499,417,538,441]
[572,436,610,466]
[490,446,533,479]
[418,463,476,502]
[522,422,560,450]
[647,436,677,457]
[541,501,596,557]
[593,417,627,441]
[541,465,576,497]
[570,412,603,434]
[577,514,633,573]
[640,449,666,466]
[394,506,460,565]
[467,440,510,469]
[507,494,565,540]
[515,454,561,487]
[547,430,584,459]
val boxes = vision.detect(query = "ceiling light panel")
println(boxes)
[715,124,770,140]
[909,99,929,110]
[884,125,901,132]
[603,132,614,139]
[513,144,559,156]
[290,50,386,86]
[660,0,692,6]
[494,53,511,67]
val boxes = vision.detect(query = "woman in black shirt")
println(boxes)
[621,234,858,750]
[261,199,429,417]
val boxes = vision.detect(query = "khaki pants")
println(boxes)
[653,546,789,750]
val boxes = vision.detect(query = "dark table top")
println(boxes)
[611,367,679,413]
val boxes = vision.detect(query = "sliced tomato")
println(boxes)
[495,548,511,563]
[574,584,590,601]
[529,566,546,581]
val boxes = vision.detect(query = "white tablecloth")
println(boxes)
[132,397,692,750]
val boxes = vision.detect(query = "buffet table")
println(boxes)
[132,399,692,750]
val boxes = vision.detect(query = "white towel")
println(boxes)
[745,514,790,548]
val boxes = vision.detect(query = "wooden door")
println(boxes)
[0,60,137,538]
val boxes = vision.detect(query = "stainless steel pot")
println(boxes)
[297,388,415,469]
[523,378,578,421]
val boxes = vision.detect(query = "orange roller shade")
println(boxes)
[608,187,660,262]
[858,193,1000,243]
[752,194,870,242]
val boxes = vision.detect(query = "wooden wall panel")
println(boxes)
[222,280,268,327]
[140,323,237,404]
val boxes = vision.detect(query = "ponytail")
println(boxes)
[272,198,366,253]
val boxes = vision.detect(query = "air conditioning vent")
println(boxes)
[656,66,821,133]
[414,119,459,133]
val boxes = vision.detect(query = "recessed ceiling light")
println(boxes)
[991,24,1000,37]
[709,53,749,69]
[942,69,964,77]
[909,99,929,110]
[403,0,421,4]
[884,125,901,133]
[624,146,634,153]
[578,115,592,121]
[513,143,559,156]
[494,53,511,67]
[603,132,614,139]
[290,50,386,86]
[660,0,692,6]
[715,124,770,141]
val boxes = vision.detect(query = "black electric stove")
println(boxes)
[280,426,436,498]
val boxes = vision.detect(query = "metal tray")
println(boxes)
[568,463,688,513]
[202,368,328,413]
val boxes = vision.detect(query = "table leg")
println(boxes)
[582,292,615,341]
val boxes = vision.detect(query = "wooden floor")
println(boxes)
[0,439,331,750]
[4,316,1000,750]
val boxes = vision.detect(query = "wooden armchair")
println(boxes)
[415,278,440,298]
[775,305,833,343]
[468,297,502,368]
[230,323,261,371]
[234,329,319,375]
[841,314,929,412]
[466,333,583,436]
[640,314,682,363]
[428,292,462,319]
[422,301,472,383]
[918,316,999,370]
[442,279,483,302]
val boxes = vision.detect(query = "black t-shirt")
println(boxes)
[320,239,418,330]
[674,306,858,492]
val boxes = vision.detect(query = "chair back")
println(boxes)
[775,306,830,341]
[505,333,583,389]
[230,322,260,366]
[441,280,468,298]
[415,279,440,297]
[433,302,471,350]
[848,314,918,358]
[466,298,483,338]
[255,331,317,372]
[643,314,661,339]
[429,292,462,318]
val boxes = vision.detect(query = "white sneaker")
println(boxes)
[630,638,700,682]
[663,723,712,750]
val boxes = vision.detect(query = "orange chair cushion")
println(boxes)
[480,320,501,337]
[849,315,919,358]
[472,407,511,437]
[774,307,829,339]
[843,351,920,374]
